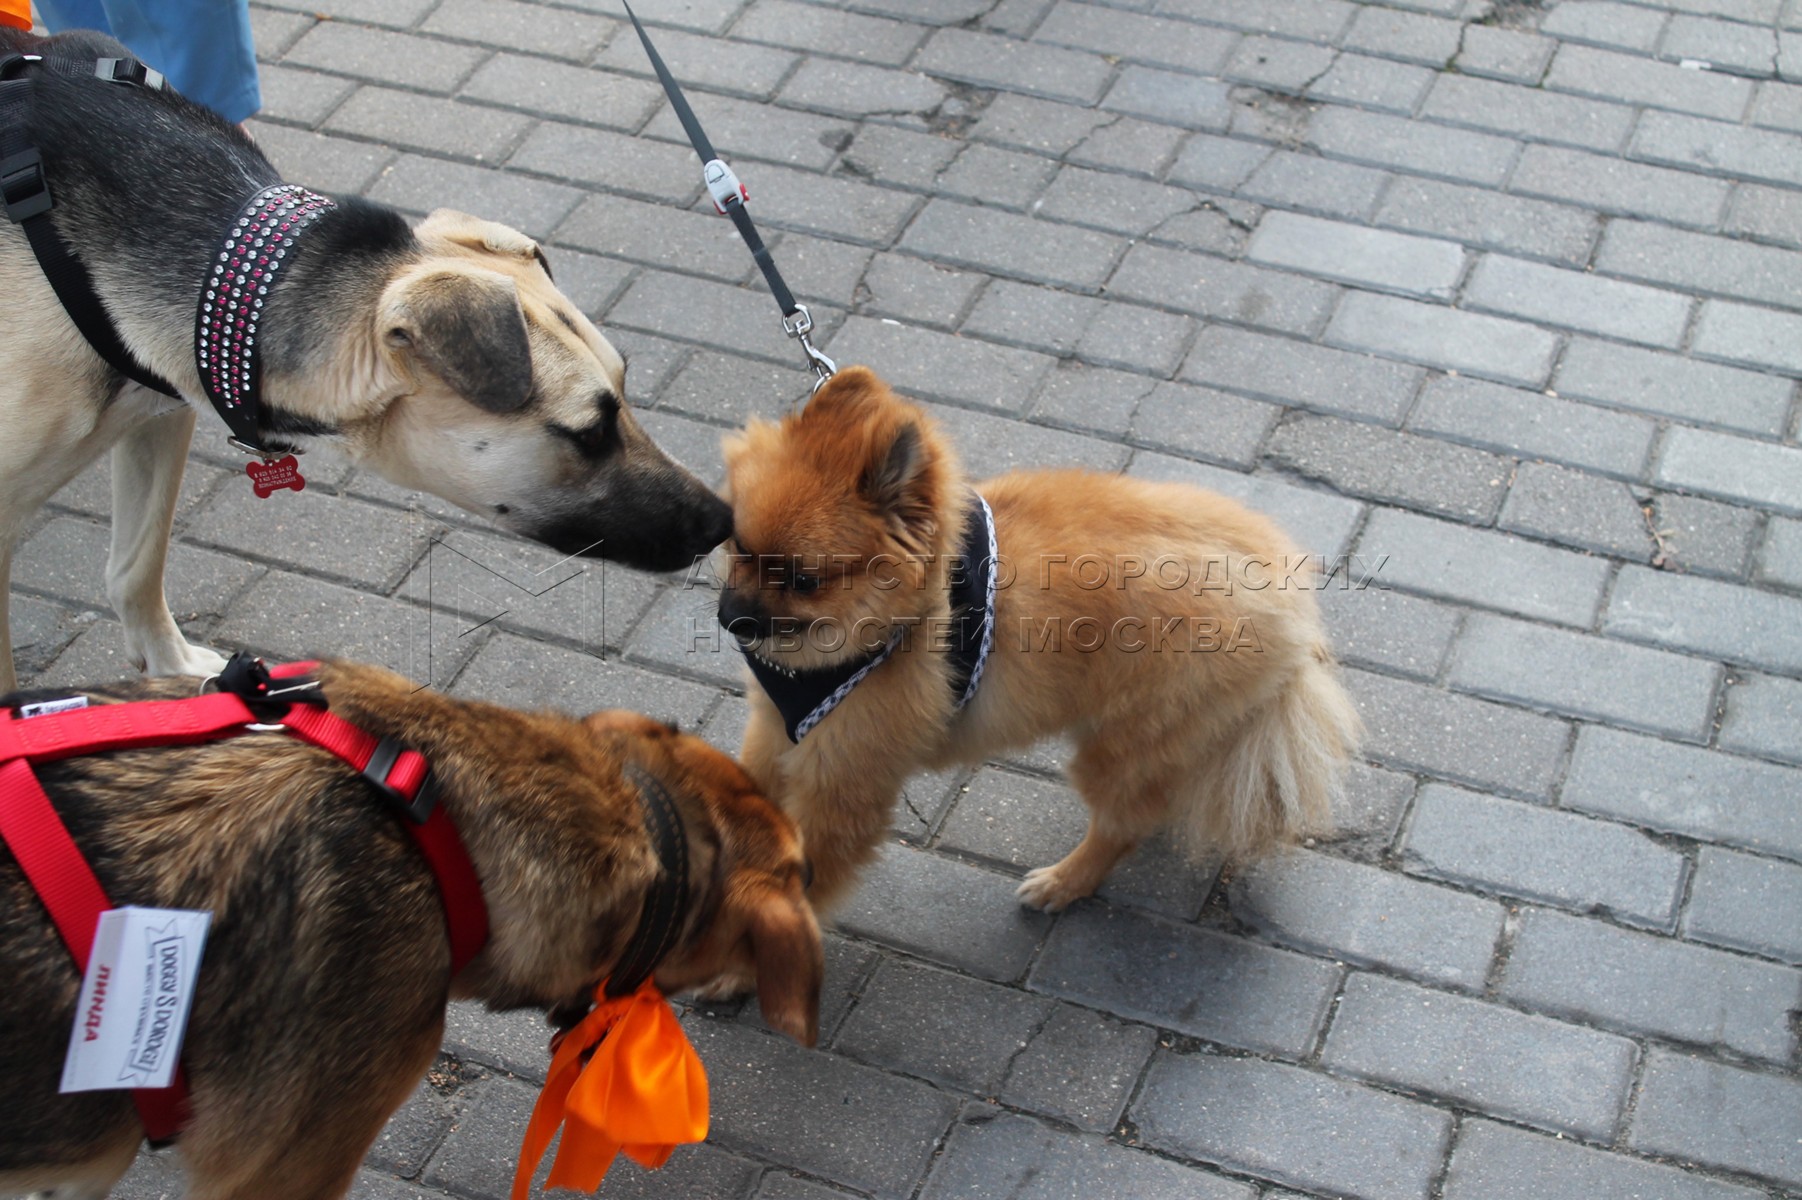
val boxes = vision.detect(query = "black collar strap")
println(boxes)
[603,762,691,998]
[196,183,335,458]
[0,43,180,399]
[744,492,998,743]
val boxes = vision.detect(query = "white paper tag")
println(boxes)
[60,907,210,1093]
[20,696,88,718]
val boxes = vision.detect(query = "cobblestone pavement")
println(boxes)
[11,0,1802,1196]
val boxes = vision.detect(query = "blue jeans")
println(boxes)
[35,0,260,123]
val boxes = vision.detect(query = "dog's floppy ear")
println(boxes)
[747,885,822,1047]
[385,266,534,414]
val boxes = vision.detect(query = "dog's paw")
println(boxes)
[1016,865,1090,913]
[141,642,230,681]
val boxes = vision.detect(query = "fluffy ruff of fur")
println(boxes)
[718,366,1362,915]
[0,663,821,1200]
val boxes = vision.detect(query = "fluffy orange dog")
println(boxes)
[716,367,1360,914]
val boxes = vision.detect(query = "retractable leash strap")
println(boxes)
[622,2,836,391]
[0,45,180,399]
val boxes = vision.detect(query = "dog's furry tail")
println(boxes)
[1185,646,1362,861]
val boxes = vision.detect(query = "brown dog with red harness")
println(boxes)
[0,658,821,1200]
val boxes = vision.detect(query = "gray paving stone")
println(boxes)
[1038,165,1202,237]
[1182,324,1422,424]
[824,315,1057,415]
[1629,1049,1802,1190]
[915,27,1112,105]
[1080,303,1196,376]
[1308,105,1522,187]
[423,0,613,61]
[185,486,429,592]
[1102,65,1236,130]
[1126,382,1279,469]
[1752,77,1802,127]
[742,934,877,1045]
[1693,299,1802,376]
[1443,1117,1766,1200]
[255,61,356,125]
[1632,109,1802,188]
[554,193,758,281]
[1408,375,1653,479]
[754,1171,857,1200]
[1498,460,1652,558]
[1550,42,1755,121]
[454,633,722,728]
[257,0,436,25]
[934,144,1059,212]
[833,959,1050,1093]
[963,278,1098,357]
[1344,5,1462,65]
[1464,254,1692,349]
[1326,291,1559,388]
[1540,0,1671,53]
[442,1001,552,1082]
[1306,53,1437,114]
[327,88,530,162]
[1317,583,1461,681]
[1686,845,1802,963]
[902,199,1122,292]
[1404,782,1686,929]
[776,57,944,118]
[4,595,79,677]
[640,91,852,172]
[248,122,396,192]
[596,26,796,100]
[835,843,1053,981]
[653,349,813,427]
[463,54,665,131]
[1727,181,1802,248]
[1131,1051,1452,1200]
[1661,13,1788,76]
[995,1004,1159,1132]
[1378,174,1598,266]
[1068,115,1189,178]
[1552,338,1794,435]
[921,1109,1254,1200]
[1423,72,1638,153]
[284,21,488,93]
[1513,146,1730,231]
[1230,849,1504,991]
[1658,427,1802,516]
[1111,244,1339,335]
[686,1018,960,1200]
[1324,971,1638,1138]
[1455,25,1555,84]
[859,254,985,330]
[1247,211,1464,301]
[1030,904,1340,1054]
[1028,359,1154,438]
[1600,220,1802,312]
[1760,515,1802,589]
[1237,151,1393,221]
[611,270,826,365]
[1267,413,1510,523]
[1124,454,1364,560]
[731,0,928,66]
[725,162,922,247]
[250,5,315,59]
[970,92,1116,158]
[1221,36,1339,94]
[925,400,1133,479]
[1607,562,1802,674]
[366,1078,455,1177]
[1348,667,1572,799]
[1720,672,1802,763]
[1651,492,1762,578]
[1502,906,1800,1062]
[367,154,581,240]
[1357,507,1610,626]
[1332,760,1419,846]
[1167,132,1273,194]
[1563,724,1802,862]
[1033,2,1240,74]
[507,120,702,203]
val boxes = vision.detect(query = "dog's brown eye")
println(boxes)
[789,574,821,595]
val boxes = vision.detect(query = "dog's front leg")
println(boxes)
[107,406,227,680]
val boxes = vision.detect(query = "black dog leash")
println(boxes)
[622,2,836,392]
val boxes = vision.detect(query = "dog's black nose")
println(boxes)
[693,493,733,551]
[718,591,766,646]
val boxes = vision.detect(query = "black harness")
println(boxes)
[603,763,691,998]
[744,494,999,743]
[0,34,318,461]
[0,40,179,399]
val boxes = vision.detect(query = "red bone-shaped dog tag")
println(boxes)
[245,455,306,499]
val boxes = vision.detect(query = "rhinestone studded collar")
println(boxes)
[193,183,336,457]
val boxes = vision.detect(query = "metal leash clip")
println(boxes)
[782,304,837,392]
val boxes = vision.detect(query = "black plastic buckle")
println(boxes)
[214,650,325,719]
[1,148,51,222]
[95,57,163,90]
[364,737,437,823]
[0,51,38,82]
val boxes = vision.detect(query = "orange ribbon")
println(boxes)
[511,979,709,1200]
[1,0,31,30]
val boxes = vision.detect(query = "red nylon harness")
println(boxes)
[0,661,489,1143]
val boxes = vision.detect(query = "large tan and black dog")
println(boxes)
[0,661,821,1199]
[0,27,731,694]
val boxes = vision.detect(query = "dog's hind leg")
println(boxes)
[105,406,228,680]
[1016,732,1174,913]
